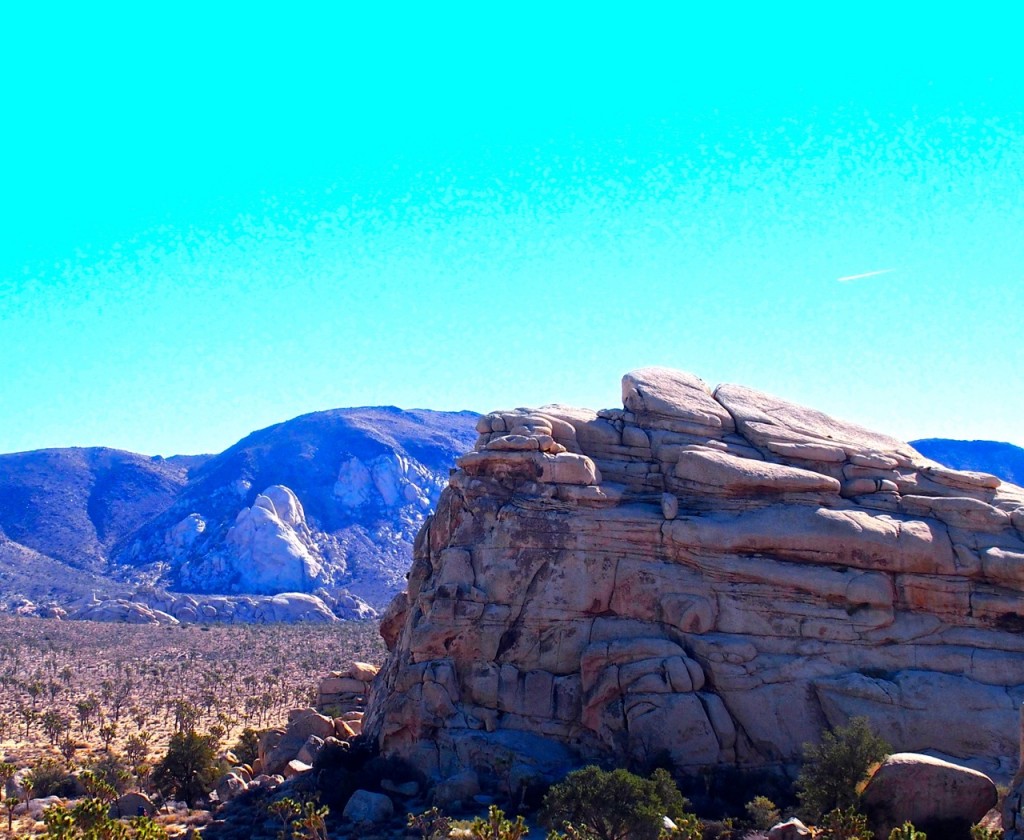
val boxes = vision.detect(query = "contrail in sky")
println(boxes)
[837,268,896,282]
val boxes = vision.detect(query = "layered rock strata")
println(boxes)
[363,368,1024,789]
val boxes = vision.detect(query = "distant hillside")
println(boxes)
[911,438,1024,486]
[120,406,480,606]
[0,408,479,618]
[0,447,208,572]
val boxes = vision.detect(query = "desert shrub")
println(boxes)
[817,808,873,840]
[745,796,780,830]
[232,726,260,766]
[267,796,329,840]
[971,826,1003,840]
[470,804,529,840]
[28,756,78,797]
[152,730,221,808]
[680,766,792,819]
[43,797,170,838]
[542,766,692,840]
[409,806,453,840]
[796,717,889,820]
[676,813,709,840]
[85,751,133,794]
[889,823,926,840]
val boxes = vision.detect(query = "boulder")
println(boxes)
[861,753,997,839]
[768,819,811,840]
[17,796,63,818]
[283,759,312,779]
[109,792,156,818]
[296,735,325,765]
[214,773,248,804]
[431,769,480,808]
[287,709,336,741]
[350,662,380,682]
[342,789,395,824]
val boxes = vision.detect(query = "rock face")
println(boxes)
[363,367,1024,791]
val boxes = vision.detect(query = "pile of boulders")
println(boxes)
[213,708,338,804]
[317,661,378,715]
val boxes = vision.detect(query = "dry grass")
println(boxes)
[0,614,386,837]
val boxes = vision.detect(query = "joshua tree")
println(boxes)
[99,721,117,750]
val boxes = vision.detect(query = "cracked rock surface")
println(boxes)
[363,367,1024,789]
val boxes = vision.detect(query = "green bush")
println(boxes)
[27,756,78,798]
[744,796,780,831]
[84,752,133,795]
[970,826,1003,840]
[152,730,221,808]
[889,823,926,840]
[409,806,454,840]
[817,808,873,840]
[541,766,691,840]
[795,717,889,820]
[471,804,529,840]
[43,797,169,838]
[231,726,260,767]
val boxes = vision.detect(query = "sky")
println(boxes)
[2,6,1022,456]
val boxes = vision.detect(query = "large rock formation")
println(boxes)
[363,367,1024,791]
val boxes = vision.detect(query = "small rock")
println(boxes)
[342,789,395,824]
[283,759,312,779]
[381,778,420,797]
[768,818,811,840]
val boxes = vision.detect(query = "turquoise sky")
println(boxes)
[2,6,1022,455]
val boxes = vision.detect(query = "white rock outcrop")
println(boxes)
[182,485,327,594]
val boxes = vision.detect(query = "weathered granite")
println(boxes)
[861,753,996,839]
[363,367,1024,791]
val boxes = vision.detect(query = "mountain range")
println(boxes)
[0,407,478,620]
[0,405,1020,623]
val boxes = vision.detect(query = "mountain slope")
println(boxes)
[911,438,1024,486]
[0,408,479,616]
[0,447,208,572]
[119,407,480,605]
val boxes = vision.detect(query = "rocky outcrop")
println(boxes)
[179,485,327,594]
[363,367,1024,793]
[318,662,379,712]
[65,589,367,625]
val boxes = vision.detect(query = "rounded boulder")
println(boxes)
[861,753,997,839]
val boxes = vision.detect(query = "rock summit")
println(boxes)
[363,367,1024,791]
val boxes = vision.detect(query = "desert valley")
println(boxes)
[1,368,1024,839]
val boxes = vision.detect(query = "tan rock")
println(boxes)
[349,661,379,681]
[361,367,1024,796]
[862,753,997,838]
